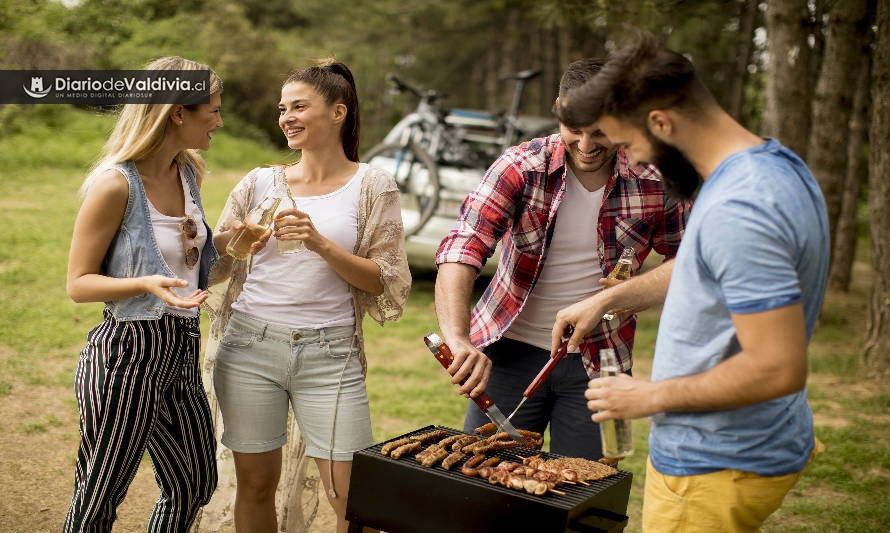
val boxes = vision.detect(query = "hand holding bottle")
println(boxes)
[273,187,304,254]
[225,219,273,259]
[273,202,305,254]
[226,183,287,260]
[272,207,328,254]
[596,349,634,459]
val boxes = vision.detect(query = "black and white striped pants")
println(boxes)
[63,311,217,532]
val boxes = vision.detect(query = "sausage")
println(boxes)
[462,439,494,454]
[473,422,498,436]
[441,451,466,470]
[410,429,448,444]
[438,434,465,448]
[390,441,422,459]
[486,431,510,442]
[381,437,412,456]
[415,443,442,462]
[420,444,448,468]
[480,456,501,468]
[451,435,480,451]
[460,454,488,476]
[517,429,543,441]
[474,440,520,455]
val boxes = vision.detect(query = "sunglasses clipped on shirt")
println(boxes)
[180,214,200,269]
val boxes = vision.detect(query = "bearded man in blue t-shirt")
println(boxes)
[551,29,829,532]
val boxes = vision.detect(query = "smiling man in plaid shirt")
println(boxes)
[434,58,690,460]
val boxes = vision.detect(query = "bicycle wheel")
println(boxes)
[363,141,440,237]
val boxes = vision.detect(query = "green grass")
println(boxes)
[1,105,887,532]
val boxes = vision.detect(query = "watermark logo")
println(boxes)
[0,70,211,105]
[23,77,51,99]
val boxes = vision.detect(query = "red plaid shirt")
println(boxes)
[436,134,690,377]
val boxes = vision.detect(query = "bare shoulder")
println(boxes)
[82,168,129,213]
[90,168,129,196]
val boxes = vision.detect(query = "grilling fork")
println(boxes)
[507,326,573,421]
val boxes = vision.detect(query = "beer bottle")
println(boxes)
[225,183,287,260]
[598,348,634,459]
[602,246,634,321]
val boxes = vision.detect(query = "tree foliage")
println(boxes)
[1,0,770,148]
[0,0,885,378]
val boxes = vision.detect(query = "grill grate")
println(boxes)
[346,425,632,533]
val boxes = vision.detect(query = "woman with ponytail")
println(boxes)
[202,59,410,533]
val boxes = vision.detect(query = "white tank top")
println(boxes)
[146,172,208,317]
[233,164,366,329]
[505,166,605,350]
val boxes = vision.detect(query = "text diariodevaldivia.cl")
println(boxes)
[51,77,206,92]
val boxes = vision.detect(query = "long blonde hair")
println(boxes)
[80,56,222,195]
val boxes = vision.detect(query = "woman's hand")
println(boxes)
[274,208,327,253]
[228,219,272,255]
[141,275,208,308]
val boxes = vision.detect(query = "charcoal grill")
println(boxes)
[346,425,632,533]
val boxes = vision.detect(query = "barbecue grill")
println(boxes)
[346,425,632,533]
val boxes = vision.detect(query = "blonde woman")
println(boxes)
[64,56,223,532]
[203,59,410,533]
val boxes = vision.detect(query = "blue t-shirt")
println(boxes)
[649,138,829,477]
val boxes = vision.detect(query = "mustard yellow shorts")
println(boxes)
[642,440,823,532]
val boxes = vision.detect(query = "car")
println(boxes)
[367,109,557,276]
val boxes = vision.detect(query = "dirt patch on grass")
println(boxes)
[0,376,338,531]
[0,375,163,532]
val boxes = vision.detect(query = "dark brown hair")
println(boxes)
[556,29,716,130]
[284,59,361,162]
[559,57,605,97]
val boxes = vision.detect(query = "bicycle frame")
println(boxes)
[365,71,557,238]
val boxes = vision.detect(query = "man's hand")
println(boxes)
[585,374,659,422]
[434,262,491,398]
[442,336,492,399]
[552,260,675,353]
[552,293,610,353]
[586,303,810,422]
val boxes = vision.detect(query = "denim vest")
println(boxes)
[101,160,219,321]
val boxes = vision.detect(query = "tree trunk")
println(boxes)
[485,36,499,112]
[829,50,871,291]
[806,0,872,244]
[558,25,571,84]
[764,0,812,158]
[541,27,559,116]
[727,0,759,119]
[864,0,890,381]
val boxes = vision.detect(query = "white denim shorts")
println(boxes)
[213,311,373,460]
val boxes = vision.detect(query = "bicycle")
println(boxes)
[363,70,556,237]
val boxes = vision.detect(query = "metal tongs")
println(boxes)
[424,333,528,447]
[507,326,573,421]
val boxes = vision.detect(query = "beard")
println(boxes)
[647,133,702,202]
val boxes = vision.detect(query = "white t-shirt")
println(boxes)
[147,173,207,318]
[505,166,605,350]
[233,164,366,329]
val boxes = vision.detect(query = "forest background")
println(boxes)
[1,0,888,531]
